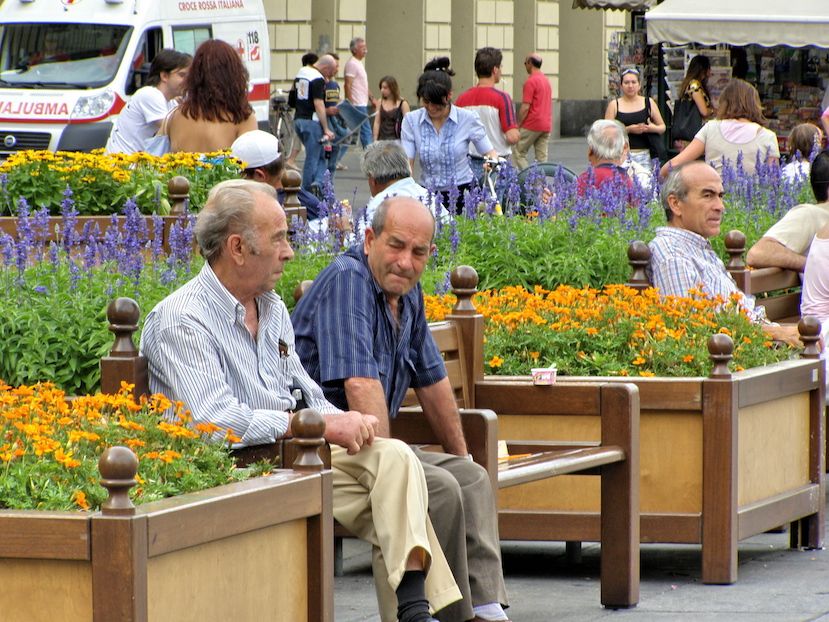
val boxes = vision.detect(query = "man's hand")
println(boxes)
[762,324,812,349]
[323,411,379,454]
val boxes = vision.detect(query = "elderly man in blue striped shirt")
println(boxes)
[293,196,511,622]
[140,180,461,622]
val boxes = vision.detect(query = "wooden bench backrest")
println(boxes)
[401,320,470,408]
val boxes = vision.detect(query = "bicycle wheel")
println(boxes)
[276,110,296,155]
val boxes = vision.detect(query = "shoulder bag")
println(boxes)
[144,107,177,157]
[645,98,668,163]
[672,96,704,143]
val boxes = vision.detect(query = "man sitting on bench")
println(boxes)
[292,196,511,622]
[140,180,461,622]
[746,150,829,272]
[648,161,802,347]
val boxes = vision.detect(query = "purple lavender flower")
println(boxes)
[60,186,79,255]
[33,285,48,294]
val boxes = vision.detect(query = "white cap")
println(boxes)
[230,130,280,169]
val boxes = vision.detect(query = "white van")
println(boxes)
[0,0,271,157]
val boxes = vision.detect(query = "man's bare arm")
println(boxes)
[413,378,467,456]
[343,376,391,437]
[517,102,530,125]
[746,237,807,272]
[505,127,520,145]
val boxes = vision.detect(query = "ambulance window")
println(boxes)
[172,27,212,56]
[126,28,163,96]
[0,23,131,88]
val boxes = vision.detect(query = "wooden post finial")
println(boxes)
[290,409,326,471]
[106,297,140,358]
[281,169,302,209]
[798,315,822,359]
[626,240,652,291]
[708,333,734,378]
[98,446,139,516]
[723,229,746,271]
[449,265,479,314]
[168,176,190,216]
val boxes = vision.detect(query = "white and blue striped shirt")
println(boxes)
[140,263,341,447]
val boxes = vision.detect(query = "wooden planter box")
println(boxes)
[0,447,333,622]
[481,357,824,584]
[437,269,826,586]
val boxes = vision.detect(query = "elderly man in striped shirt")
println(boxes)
[648,161,801,347]
[140,180,460,622]
[293,196,511,622]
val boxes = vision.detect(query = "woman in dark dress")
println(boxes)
[372,75,410,140]
[604,67,666,168]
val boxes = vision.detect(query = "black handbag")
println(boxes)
[672,98,703,142]
[645,98,668,162]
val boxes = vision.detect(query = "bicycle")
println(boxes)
[269,88,297,156]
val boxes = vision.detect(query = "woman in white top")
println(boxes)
[661,79,780,177]
[801,220,829,346]
[105,49,191,154]
[781,123,823,182]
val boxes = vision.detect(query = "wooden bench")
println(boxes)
[626,229,802,324]
[293,270,640,607]
[102,271,642,609]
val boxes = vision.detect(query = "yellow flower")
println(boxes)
[488,355,504,368]
[632,356,646,366]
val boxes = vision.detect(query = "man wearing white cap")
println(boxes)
[230,130,321,219]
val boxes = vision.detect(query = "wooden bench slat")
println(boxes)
[498,447,626,489]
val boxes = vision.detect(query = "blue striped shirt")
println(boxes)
[292,246,446,416]
[140,263,341,447]
[647,226,764,321]
[401,104,493,191]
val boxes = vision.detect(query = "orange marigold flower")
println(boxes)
[72,490,90,511]
[638,371,656,377]
[488,355,504,368]
[682,355,694,363]
[718,327,732,336]
[529,351,540,361]
[225,430,242,444]
[585,327,599,336]
[631,356,646,366]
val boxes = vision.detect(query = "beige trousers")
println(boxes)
[512,127,551,171]
[331,439,462,619]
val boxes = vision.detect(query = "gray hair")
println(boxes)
[361,141,411,185]
[196,179,278,263]
[349,37,365,53]
[586,119,628,161]
[370,196,436,242]
[660,164,692,221]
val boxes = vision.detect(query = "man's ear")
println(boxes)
[226,233,245,265]
[252,168,267,182]
[666,193,683,218]
[363,227,376,254]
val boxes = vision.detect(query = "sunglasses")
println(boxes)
[620,68,640,77]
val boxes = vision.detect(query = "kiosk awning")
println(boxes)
[645,0,829,48]
[572,0,654,9]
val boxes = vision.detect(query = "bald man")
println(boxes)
[293,197,511,622]
[513,52,552,171]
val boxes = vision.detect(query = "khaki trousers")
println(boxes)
[371,448,508,622]
[331,439,462,618]
[512,128,551,171]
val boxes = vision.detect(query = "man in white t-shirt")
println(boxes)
[105,49,191,155]
[344,37,374,149]
[747,151,829,272]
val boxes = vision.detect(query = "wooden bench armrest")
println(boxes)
[498,446,626,488]
[393,408,499,493]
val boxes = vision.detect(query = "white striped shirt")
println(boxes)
[140,263,341,447]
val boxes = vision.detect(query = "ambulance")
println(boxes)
[0,0,271,157]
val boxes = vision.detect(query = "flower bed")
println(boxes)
[0,149,242,215]
[424,284,794,377]
[0,381,269,511]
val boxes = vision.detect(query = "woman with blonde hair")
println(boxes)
[167,39,257,153]
[661,78,779,177]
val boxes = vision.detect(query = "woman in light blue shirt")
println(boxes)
[401,57,496,214]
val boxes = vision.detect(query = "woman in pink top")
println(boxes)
[802,221,829,345]
[660,79,779,177]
